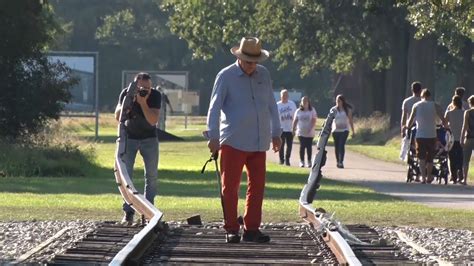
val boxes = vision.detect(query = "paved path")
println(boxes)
[268,144,474,210]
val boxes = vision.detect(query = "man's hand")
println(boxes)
[272,136,282,153]
[136,90,149,106]
[208,138,220,154]
[401,125,407,137]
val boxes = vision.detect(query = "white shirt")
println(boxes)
[295,108,317,138]
[402,95,421,117]
[277,100,297,132]
[445,109,464,141]
[413,100,438,138]
[331,107,350,132]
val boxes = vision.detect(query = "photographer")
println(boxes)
[114,72,161,225]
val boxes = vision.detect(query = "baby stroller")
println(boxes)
[405,125,452,184]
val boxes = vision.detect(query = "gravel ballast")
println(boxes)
[0,220,99,264]
[0,221,472,264]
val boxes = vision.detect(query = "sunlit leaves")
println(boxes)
[162,0,259,60]
[95,9,135,45]
[162,0,470,76]
[401,0,473,57]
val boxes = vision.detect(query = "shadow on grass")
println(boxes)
[0,167,397,202]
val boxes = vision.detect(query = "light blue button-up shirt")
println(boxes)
[206,61,281,152]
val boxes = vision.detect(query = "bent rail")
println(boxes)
[109,79,164,265]
[300,204,360,265]
[299,109,361,266]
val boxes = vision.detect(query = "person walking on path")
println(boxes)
[292,96,317,168]
[401,81,422,137]
[277,89,297,166]
[406,88,449,184]
[114,72,161,225]
[445,95,464,184]
[331,94,355,169]
[206,37,282,244]
[446,87,469,112]
[460,95,474,185]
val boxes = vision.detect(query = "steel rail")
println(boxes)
[299,109,362,266]
[109,79,164,266]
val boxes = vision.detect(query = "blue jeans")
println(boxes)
[123,136,159,215]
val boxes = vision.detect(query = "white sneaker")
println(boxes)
[299,161,304,167]
[307,161,312,168]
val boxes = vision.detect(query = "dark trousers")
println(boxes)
[279,132,294,163]
[332,131,349,163]
[298,136,313,163]
[448,141,463,181]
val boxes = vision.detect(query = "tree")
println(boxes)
[401,0,473,92]
[163,0,406,118]
[0,1,75,140]
[163,0,472,124]
[164,1,397,75]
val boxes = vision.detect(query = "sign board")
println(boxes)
[47,51,99,138]
[48,52,98,113]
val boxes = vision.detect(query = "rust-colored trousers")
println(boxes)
[220,145,266,232]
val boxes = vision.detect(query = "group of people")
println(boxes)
[115,37,356,243]
[277,90,355,169]
[114,37,286,243]
[276,89,317,168]
[113,36,469,247]
[401,82,471,185]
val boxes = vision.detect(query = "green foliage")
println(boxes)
[0,1,76,139]
[0,124,96,177]
[96,9,136,45]
[162,0,259,60]
[0,1,51,60]
[401,0,473,57]
[258,1,398,74]
[163,0,471,78]
[95,0,183,62]
[163,0,403,76]
[0,142,94,177]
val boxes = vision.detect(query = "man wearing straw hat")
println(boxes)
[206,37,282,243]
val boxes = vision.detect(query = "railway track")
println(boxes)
[48,99,418,265]
[50,221,418,265]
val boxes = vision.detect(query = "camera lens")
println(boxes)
[139,89,148,97]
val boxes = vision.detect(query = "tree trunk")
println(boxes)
[405,30,437,95]
[456,38,473,96]
[385,20,409,127]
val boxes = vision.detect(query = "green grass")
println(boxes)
[0,114,472,230]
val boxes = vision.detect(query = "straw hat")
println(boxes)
[230,37,269,62]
